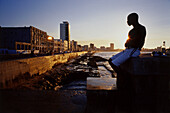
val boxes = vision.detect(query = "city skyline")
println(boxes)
[0,0,170,49]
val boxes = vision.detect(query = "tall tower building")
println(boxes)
[110,43,114,50]
[60,21,70,50]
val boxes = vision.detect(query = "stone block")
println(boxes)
[118,56,170,94]
[87,77,117,90]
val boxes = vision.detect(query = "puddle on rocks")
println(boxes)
[63,65,117,91]
[97,61,114,72]
[87,61,117,90]
[98,66,112,77]
[61,55,117,91]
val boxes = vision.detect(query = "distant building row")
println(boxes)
[0,26,100,54]
[0,21,114,54]
[98,43,114,51]
[0,25,83,54]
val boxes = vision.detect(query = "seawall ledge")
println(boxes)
[118,54,170,94]
[120,54,170,76]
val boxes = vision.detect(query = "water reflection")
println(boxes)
[94,52,119,60]
[94,51,152,60]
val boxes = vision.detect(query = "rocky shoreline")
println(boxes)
[0,52,116,113]
[14,52,112,90]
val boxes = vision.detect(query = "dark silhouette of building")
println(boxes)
[90,43,94,51]
[0,26,53,54]
[110,43,114,50]
[60,21,70,50]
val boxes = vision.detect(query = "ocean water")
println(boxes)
[94,51,152,59]
[94,52,119,60]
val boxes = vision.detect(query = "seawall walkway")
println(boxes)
[0,52,87,88]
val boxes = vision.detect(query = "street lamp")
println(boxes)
[47,36,54,55]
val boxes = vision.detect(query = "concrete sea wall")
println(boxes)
[0,52,87,88]
[118,56,170,93]
[117,56,170,112]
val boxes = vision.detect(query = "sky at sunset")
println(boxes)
[0,0,170,49]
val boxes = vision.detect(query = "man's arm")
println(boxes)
[125,26,146,48]
[125,39,131,48]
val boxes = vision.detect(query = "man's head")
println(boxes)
[127,13,139,26]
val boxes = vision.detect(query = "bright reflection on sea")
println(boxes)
[94,51,152,60]
[94,52,119,60]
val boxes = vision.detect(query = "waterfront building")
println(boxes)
[46,35,54,53]
[100,46,105,50]
[110,43,114,50]
[53,39,71,53]
[77,45,82,51]
[74,41,78,52]
[54,39,62,53]
[83,45,89,51]
[54,39,67,53]
[106,47,110,50]
[60,21,70,50]
[90,43,94,51]
[70,40,75,52]
[63,40,68,52]
[70,40,79,52]
[0,26,53,54]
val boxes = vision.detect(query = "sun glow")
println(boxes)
[48,36,52,40]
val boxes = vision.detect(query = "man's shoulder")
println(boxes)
[139,24,146,30]
[137,24,146,32]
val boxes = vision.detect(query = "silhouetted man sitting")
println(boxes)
[109,13,146,73]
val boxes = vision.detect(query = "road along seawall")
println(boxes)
[0,52,87,88]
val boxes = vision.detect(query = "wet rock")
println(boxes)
[87,59,97,68]
[66,66,75,71]
[92,56,108,62]
[43,75,57,86]
[71,95,87,105]
[15,52,101,91]
[38,80,45,86]
[79,61,88,65]
[54,86,62,91]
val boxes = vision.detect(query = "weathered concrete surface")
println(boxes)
[1,52,102,91]
[0,52,87,88]
[118,55,170,93]
[87,77,116,90]
[0,52,114,113]
[86,60,118,113]
[120,55,170,76]
[87,60,116,90]
[1,53,170,113]
[116,55,170,113]
[86,55,170,113]
[0,90,87,113]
